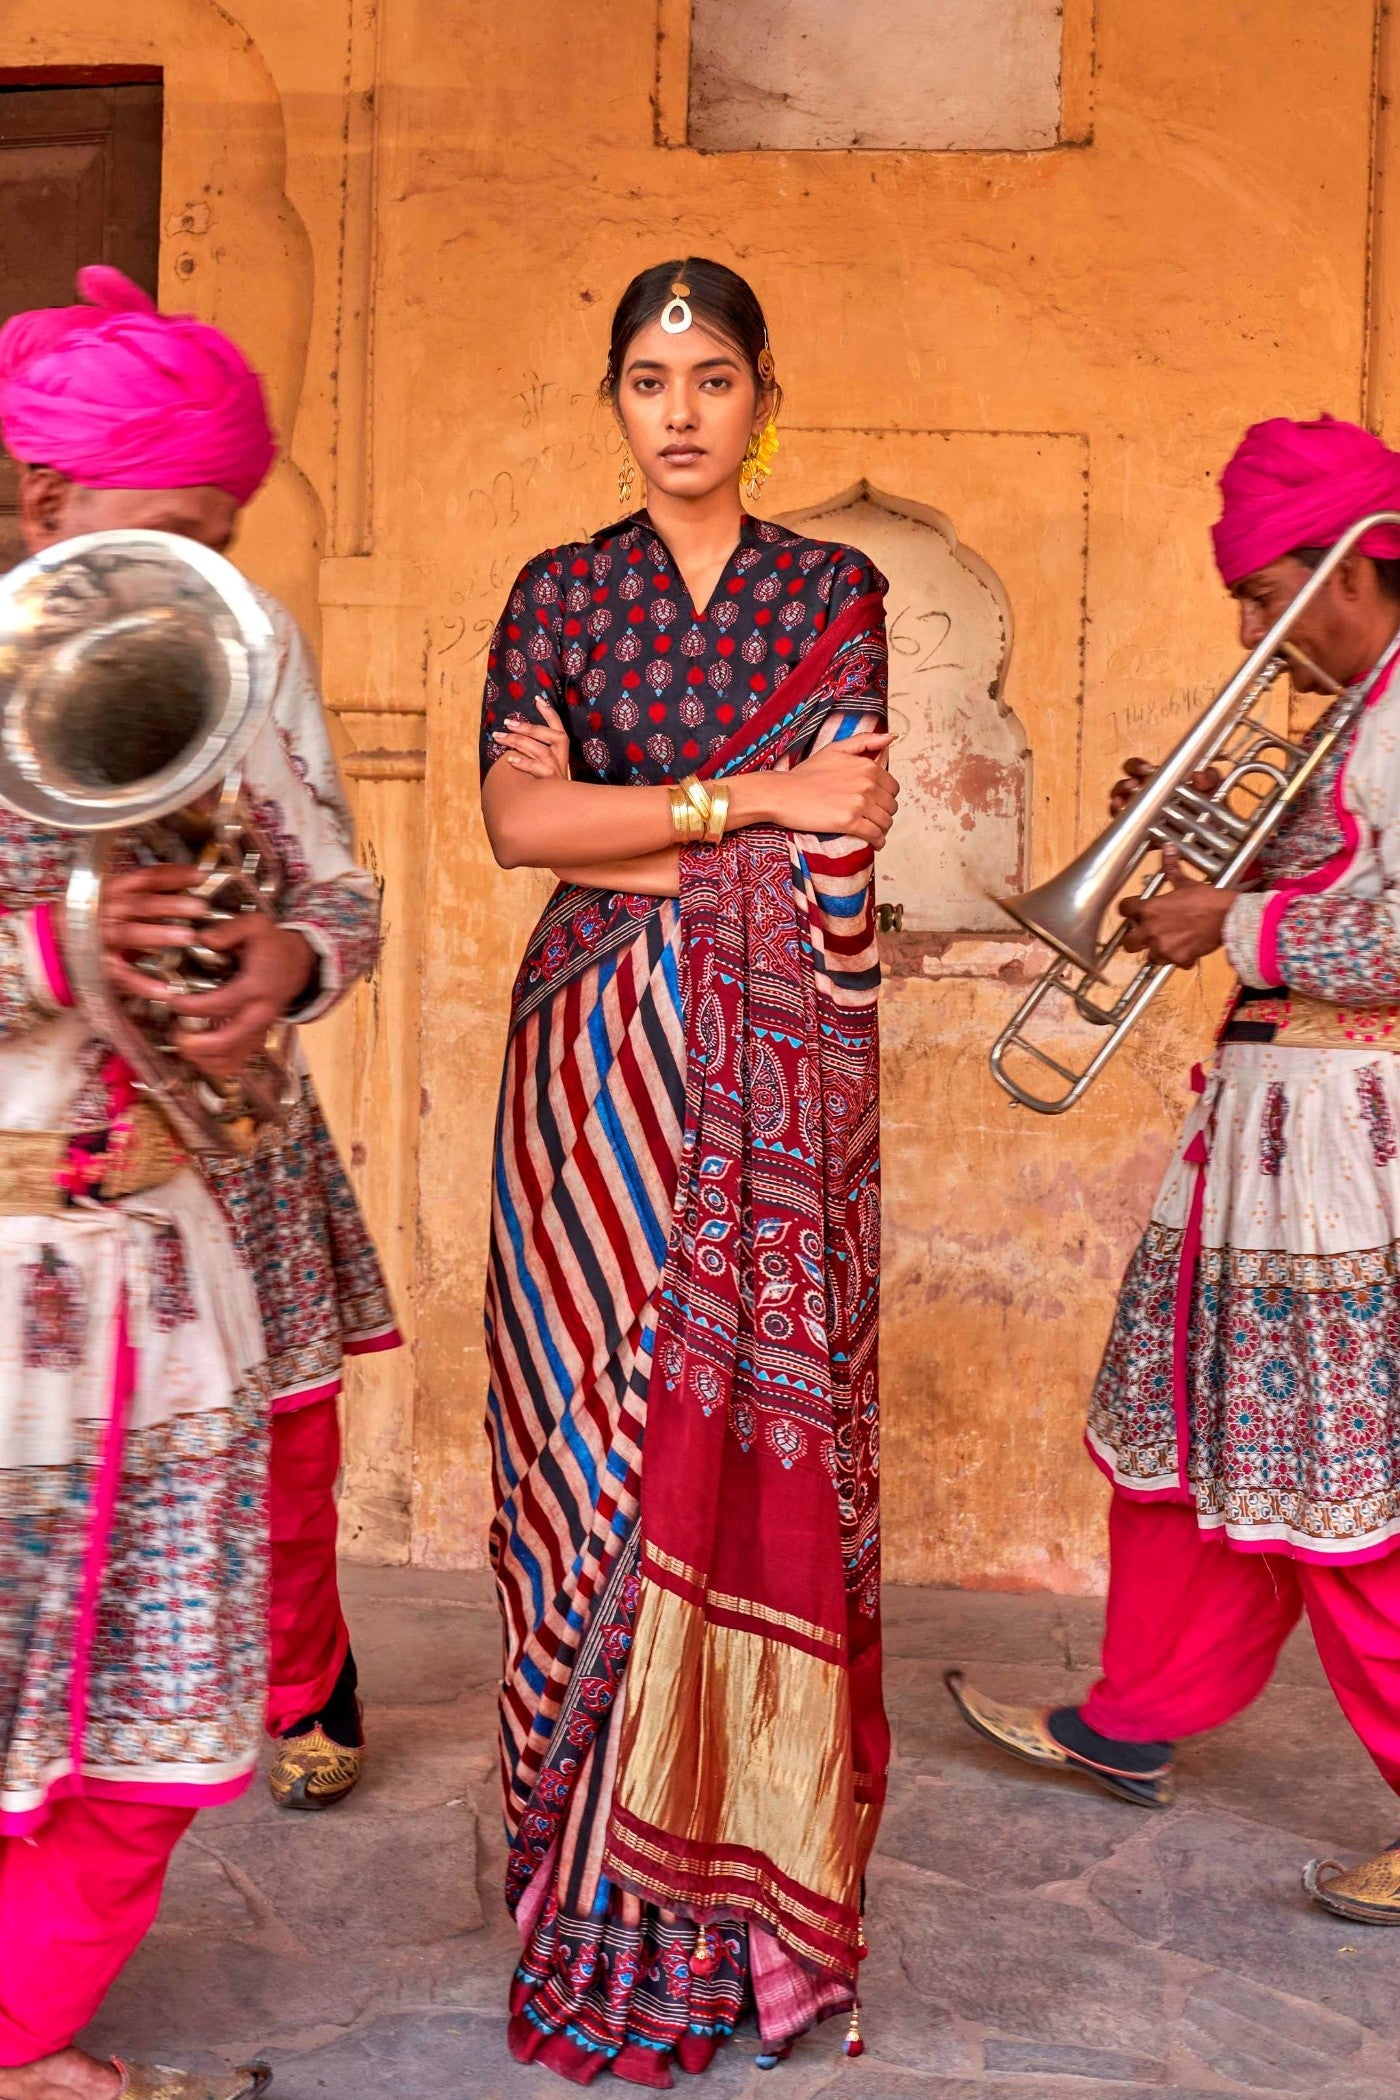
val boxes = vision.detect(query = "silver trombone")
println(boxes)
[988,510,1400,1114]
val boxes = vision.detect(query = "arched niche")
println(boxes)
[780,483,1027,934]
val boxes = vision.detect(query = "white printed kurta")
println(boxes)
[1088,639,1400,1561]
[0,706,381,1829]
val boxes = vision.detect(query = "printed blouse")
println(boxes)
[481,509,885,786]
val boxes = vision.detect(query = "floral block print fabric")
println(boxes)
[1224,639,1400,1002]
[0,1176,269,1827]
[1088,1045,1400,1557]
[204,1077,398,1409]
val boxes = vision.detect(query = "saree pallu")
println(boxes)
[485,590,890,2084]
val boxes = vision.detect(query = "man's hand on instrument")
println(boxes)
[1119,845,1234,968]
[98,864,209,963]
[1109,758,1222,819]
[156,916,316,1081]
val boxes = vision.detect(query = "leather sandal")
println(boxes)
[112,2061,271,2099]
[267,1719,362,1810]
[943,1668,1174,1809]
[1304,1845,1400,1924]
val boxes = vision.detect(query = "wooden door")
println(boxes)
[0,81,162,569]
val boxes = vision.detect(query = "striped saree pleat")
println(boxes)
[487,899,685,1834]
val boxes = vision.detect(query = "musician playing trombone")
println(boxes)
[949,413,1400,1925]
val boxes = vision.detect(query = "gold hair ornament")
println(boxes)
[660,274,693,335]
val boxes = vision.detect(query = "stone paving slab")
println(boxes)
[84,1567,1400,2098]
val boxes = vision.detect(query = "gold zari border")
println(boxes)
[644,1541,845,1655]
[610,1575,867,1965]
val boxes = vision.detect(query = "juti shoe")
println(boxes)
[267,1722,362,1811]
[1304,1843,1400,1924]
[112,2060,271,2098]
[943,1668,1175,1810]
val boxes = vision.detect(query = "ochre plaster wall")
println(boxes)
[3,0,1390,1587]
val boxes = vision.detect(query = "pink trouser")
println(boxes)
[265,1397,350,1737]
[0,1795,194,2065]
[1082,1492,1400,1789]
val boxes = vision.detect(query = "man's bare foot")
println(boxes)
[0,2049,121,2100]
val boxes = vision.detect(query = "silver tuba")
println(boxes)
[0,527,299,1155]
[988,510,1400,1113]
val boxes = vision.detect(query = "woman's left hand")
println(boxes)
[493,698,571,780]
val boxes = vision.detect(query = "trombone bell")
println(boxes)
[996,859,1111,979]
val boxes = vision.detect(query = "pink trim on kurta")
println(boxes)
[1255,648,1400,982]
[271,1375,342,1417]
[31,903,73,1009]
[1196,1516,1400,1567]
[0,1765,253,1840]
[1084,1427,1400,1565]
[1083,1431,1187,1503]
[345,1324,403,1357]
[1172,1130,1210,1492]
[67,1292,136,1788]
[269,1328,402,1414]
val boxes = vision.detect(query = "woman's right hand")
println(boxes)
[746,731,899,847]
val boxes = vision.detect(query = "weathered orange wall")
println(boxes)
[5,0,1393,1588]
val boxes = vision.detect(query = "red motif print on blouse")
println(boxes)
[481,511,886,786]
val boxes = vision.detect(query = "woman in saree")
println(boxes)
[479,259,896,2086]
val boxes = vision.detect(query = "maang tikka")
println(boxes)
[660,273,693,333]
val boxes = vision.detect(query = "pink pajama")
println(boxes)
[1082,1491,1400,1788]
[265,1395,349,1737]
[0,1795,193,2065]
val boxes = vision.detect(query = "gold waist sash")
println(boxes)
[1231,991,1400,1050]
[0,1105,188,1217]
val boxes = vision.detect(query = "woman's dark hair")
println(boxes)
[1292,542,1400,602]
[602,258,775,399]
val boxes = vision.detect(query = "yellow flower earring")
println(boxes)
[742,342,780,502]
[741,417,780,502]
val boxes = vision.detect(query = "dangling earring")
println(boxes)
[741,417,780,503]
[617,440,637,510]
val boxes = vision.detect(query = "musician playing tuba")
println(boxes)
[0,272,386,2100]
[950,414,1400,1926]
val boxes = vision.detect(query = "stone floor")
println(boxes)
[87,1566,1400,2100]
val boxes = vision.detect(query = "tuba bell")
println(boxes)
[988,510,1400,1113]
[0,527,299,1155]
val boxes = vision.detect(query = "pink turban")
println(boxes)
[0,265,275,506]
[1212,413,1400,588]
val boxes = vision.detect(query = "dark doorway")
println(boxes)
[0,75,163,567]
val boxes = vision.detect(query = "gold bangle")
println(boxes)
[679,774,713,832]
[704,780,731,844]
[669,784,705,842]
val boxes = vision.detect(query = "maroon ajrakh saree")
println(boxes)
[484,562,889,2086]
